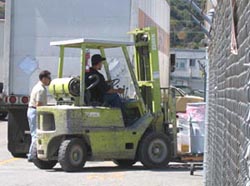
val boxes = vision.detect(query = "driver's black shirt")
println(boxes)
[85,68,110,102]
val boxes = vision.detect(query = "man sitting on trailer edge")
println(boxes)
[85,54,124,108]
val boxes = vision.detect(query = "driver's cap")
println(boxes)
[91,54,106,66]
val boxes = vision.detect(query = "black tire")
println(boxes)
[31,144,57,169]
[139,132,171,169]
[58,138,87,172]
[0,112,8,120]
[11,153,27,158]
[113,159,136,168]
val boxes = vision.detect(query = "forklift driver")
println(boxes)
[85,54,124,108]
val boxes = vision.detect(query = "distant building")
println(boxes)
[170,48,207,91]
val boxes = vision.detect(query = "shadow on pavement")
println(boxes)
[46,163,202,173]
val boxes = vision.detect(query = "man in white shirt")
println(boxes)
[27,70,51,161]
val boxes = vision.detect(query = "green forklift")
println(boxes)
[32,27,177,172]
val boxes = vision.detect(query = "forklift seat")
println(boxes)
[84,90,102,106]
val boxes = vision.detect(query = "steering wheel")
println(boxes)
[107,78,120,87]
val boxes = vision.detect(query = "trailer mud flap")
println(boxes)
[7,107,31,157]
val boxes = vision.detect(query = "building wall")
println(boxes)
[171,48,206,90]
[135,0,170,87]
[205,0,250,186]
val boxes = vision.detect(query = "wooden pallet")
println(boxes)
[178,154,203,175]
[180,154,203,162]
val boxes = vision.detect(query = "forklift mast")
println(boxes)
[130,27,161,114]
[131,27,177,156]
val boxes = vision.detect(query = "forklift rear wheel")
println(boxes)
[113,159,136,168]
[58,138,87,172]
[139,133,170,169]
[31,144,57,169]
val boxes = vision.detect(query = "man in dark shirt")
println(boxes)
[85,54,124,108]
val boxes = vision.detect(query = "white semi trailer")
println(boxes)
[0,19,7,119]
[2,0,170,157]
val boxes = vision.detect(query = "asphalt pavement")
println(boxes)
[0,120,203,186]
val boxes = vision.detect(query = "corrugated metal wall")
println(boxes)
[135,0,170,87]
[138,0,170,33]
[205,1,250,185]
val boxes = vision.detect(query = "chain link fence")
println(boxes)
[205,1,250,185]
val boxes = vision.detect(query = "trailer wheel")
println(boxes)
[0,112,8,120]
[113,159,136,168]
[31,144,57,169]
[139,133,170,169]
[58,138,87,172]
[11,153,27,158]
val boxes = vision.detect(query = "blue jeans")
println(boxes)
[103,93,122,108]
[103,93,126,120]
[27,108,37,159]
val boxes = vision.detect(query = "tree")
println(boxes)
[0,0,4,19]
[170,0,206,48]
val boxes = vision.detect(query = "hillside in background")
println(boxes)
[170,0,206,49]
[0,0,4,19]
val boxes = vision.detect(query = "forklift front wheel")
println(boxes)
[58,138,87,172]
[139,133,170,169]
